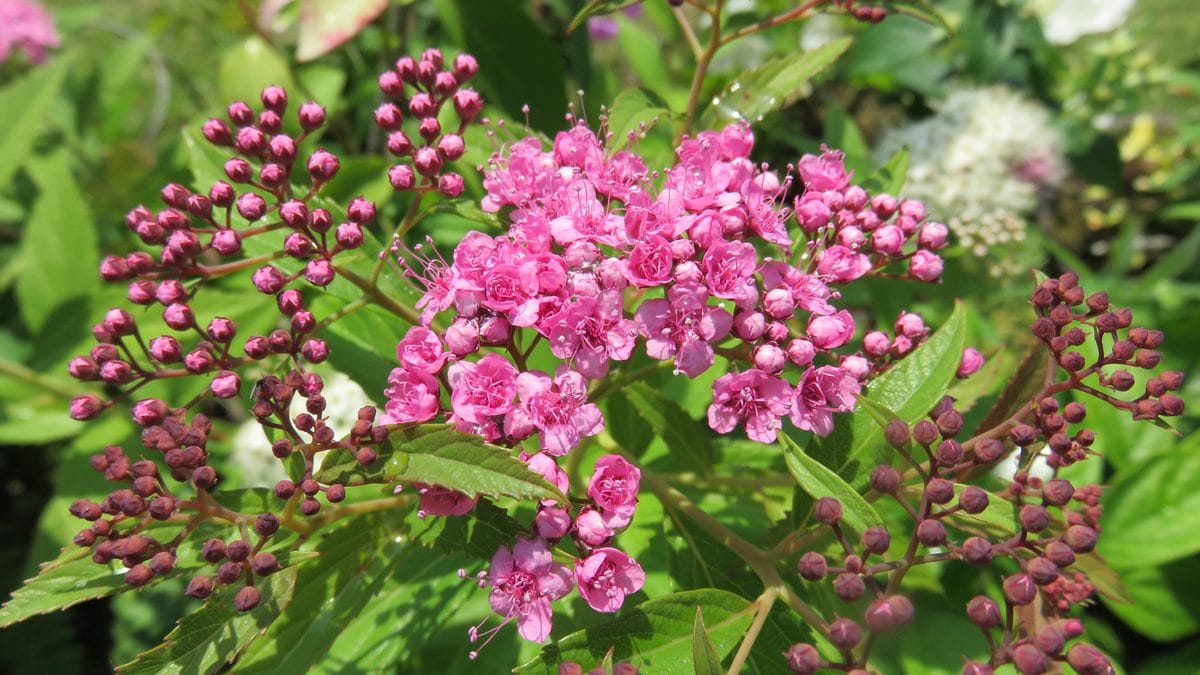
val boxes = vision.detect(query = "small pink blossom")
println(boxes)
[447,353,518,424]
[542,293,637,379]
[808,310,855,350]
[0,0,59,64]
[634,283,732,378]
[574,506,614,546]
[575,548,646,613]
[817,245,872,284]
[798,148,851,192]
[415,483,476,517]
[486,538,573,643]
[790,365,860,437]
[395,326,449,373]
[384,367,440,423]
[958,348,985,378]
[587,455,641,529]
[701,239,759,308]
[909,250,944,282]
[708,369,793,443]
[534,506,572,539]
[515,370,605,455]
[623,234,674,287]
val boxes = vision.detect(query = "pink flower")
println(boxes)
[790,365,860,437]
[958,348,985,378]
[623,234,674,287]
[894,311,927,339]
[808,310,855,350]
[701,239,759,308]
[587,455,640,529]
[486,538,573,643]
[634,283,732,378]
[516,370,605,455]
[798,148,851,192]
[759,262,837,315]
[817,245,872,284]
[534,506,572,539]
[553,125,604,173]
[415,483,476,517]
[872,225,905,256]
[482,264,540,326]
[447,353,518,423]
[708,369,793,443]
[542,293,637,379]
[574,506,614,546]
[0,0,60,64]
[396,326,448,373]
[384,367,440,423]
[909,250,944,282]
[575,548,646,613]
[524,452,570,501]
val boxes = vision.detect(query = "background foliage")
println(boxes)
[1,0,1197,672]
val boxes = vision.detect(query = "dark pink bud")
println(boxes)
[157,208,189,230]
[70,395,105,420]
[236,193,267,221]
[267,329,293,353]
[304,260,335,287]
[99,360,133,384]
[259,162,288,188]
[227,100,254,126]
[413,146,442,177]
[961,537,993,566]
[301,339,329,363]
[260,85,288,112]
[160,182,191,209]
[234,586,261,612]
[202,118,233,145]
[479,315,511,345]
[813,497,842,525]
[418,117,442,141]
[162,302,193,330]
[389,164,416,190]
[438,172,465,197]
[298,101,326,130]
[1019,504,1050,532]
[290,310,315,333]
[184,348,214,373]
[209,181,235,207]
[335,222,363,249]
[916,519,947,547]
[925,477,954,504]
[307,149,339,181]
[1066,644,1111,675]
[277,289,304,316]
[99,255,131,281]
[378,69,404,96]
[416,60,438,88]
[304,208,330,234]
[258,110,282,135]
[252,266,286,294]
[785,643,819,675]
[284,232,315,258]
[224,158,253,183]
[869,465,901,493]
[966,595,1001,628]
[68,356,99,381]
[386,130,414,156]
[453,89,483,121]
[243,336,269,359]
[211,229,242,256]
[148,335,181,363]
[185,194,213,219]
[374,102,403,130]
[452,53,478,81]
[347,197,376,223]
[1003,573,1038,605]
[828,618,862,650]
[131,398,168,425]
[395,56,417,83]
[103,308,135,337]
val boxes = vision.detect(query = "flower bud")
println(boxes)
[70,395,105,421]
[1019,505,1050,533]
[869,466,901,494]
[236,193,267,221]
[389,164,416,190]
[1064,524,1097,553]
[926,478,954,504]
[784,643,819,675]
[186,575,214,599]
[966,595,1000,628]
[974,438,1005,464]
[833,573,865,601]
[437,134,466,161]
[1027,557,1059,585]
[1003,573,1037,605]
[1067,643,1112,675]
[861,526,891,555]
[797,552,827,581]
[203,118,232,145]
[298,101,326,130]
[125,564,154,587]
[753,343,786,374]
[814,497,843,525]
[453,89,483,121]
[307,149,340,181]
[961,537,993,566]
[916,519,947,547]
[828,617,862,650]
[252,552,280,576]
[235,585,261,612]
[212,229,242,255]
[1012,643,1049,675]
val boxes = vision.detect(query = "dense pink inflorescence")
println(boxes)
[0,0,59,64]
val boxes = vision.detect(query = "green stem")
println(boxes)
[680,0,723,138]
[371,192,427,283]
[0,358,78,398]
[336,265,422,325]
[727,589,777,675]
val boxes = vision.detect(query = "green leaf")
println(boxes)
[0,547,128,628]
[231,514,404,672]
[295,0,388,62]
[435,0,567,133]
[427,198,503,230]
[218,37,297,113]
[115,567,299,674]
[622,382,713,474]
[855,395,901,432]
[866,148,909,196]
[1103,557,1200,641]
[1098,442,1200,568]
[606,88,673,152]
[700,38,852,130]
[313,423,567,503]
[517,589,755,672]
[421,498,528,562]
[0,55,70,188]
[881,0,951,30]
[16,151,99,334]
[567,0,642,32]
[780,433,884,534]
[692,607,724,675]
[1134,224,1200,291]
[806,302,966,487]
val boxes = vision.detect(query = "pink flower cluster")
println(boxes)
[0,0,59,64]
[468,455,644,652]
[389,121,958,450]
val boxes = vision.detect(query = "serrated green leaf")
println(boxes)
[606,88,673,152]
[420,498,527,561]
[0,547,129,628]
[622,382,713,474]
[115,567,299,674]
[806,301,966,488]
[517,589,755,672]
[780,434,883,534]
[567,0,642,32]
[313,423,566,503]
[0,54,70,188]
[700,38,852,130]
[1098,442,1200,568]
[692,607,724,675]
[16,151,99,334]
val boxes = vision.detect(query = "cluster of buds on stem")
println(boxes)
[784,272,1181,673]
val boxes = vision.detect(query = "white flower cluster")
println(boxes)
[876,85,1065,275]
